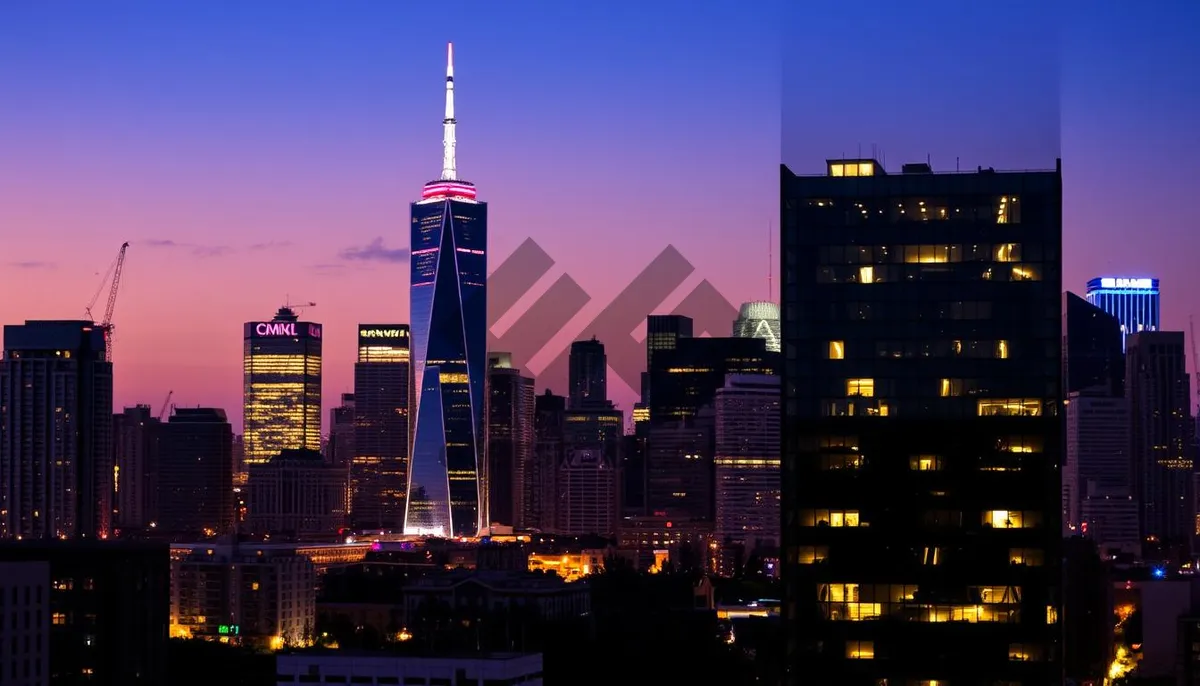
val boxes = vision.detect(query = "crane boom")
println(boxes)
[100,242,129,363]
[158,390,174,421]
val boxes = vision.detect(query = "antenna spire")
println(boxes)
[441,42,457,181]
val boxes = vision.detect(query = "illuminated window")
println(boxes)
[921,546,941,565]
[998,437,1041,453]
[939,379,955,397]
[985,510,1041,529]
[993,243,1021,262]
[827,341,845,360]
[846,379,874,397]
[52,612,67,625]
[1046,605,1058,624]
[800,509,863,527]
[1009,548,1044,566]
[831,163,844,177]
[820,454,864,470]
[1009,643,1044,661]
[996,196,1021,224]
[1010,265,1040,281]
[910,455,942,471]
[858,266,875,283]
[796,546,829,564]
[977,399,1042,417]
[858,162,874,176]
[995,340,1009,359]
[846,641,874,659]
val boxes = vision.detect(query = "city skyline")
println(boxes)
[2,2,1199,433]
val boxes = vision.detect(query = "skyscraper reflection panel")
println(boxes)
[404,43,487,538]
[242,308,323,465]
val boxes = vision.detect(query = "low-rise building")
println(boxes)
[171,540,316,648]
[404,570,590,622]
[0,561,49,686]
[274,651,542,686]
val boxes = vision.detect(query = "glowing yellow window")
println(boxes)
[993,243,1020,262]
[828,341,845,360]
[796,546,829,564]
[858,162,874,176]
[939,379,954,397]
[858,266,875,283]
[846,641,874,659]
[830,511,860,527]
[985,510,1022,528]
[831,163,845,177]
[910,455,942,471]
[995,340,1009,359]
[846,378,874,397]
[1046,605,1058,624]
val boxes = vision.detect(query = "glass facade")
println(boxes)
[405,195,487,538]
[781,159,1062,684]
[1084,277,1159,350]
[733,301,782,353]
[242,310,322,465]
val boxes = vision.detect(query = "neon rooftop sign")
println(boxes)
[1098,278,1155,290]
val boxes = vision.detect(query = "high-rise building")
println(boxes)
[733,301,781,353]
[406,43,488,538]
[529,390,566,532]
[714,374,781,576]
[1064,291,1125,396]
[647,336,776,424]
[158,408,234,538]
[641,314,693,405]
[645,410,714,522]
[327,393,355,468]
[242,307,323,466]
[1065,393,1133,537]
[568,337,607,410]
[559,408,623,536]
[1085,276,1160,350]
[781,158,1062,682]
[114,405,162,532]
[1,321,113,540]
[1127,331,1194,561]
[352,325,410,531]
[485,353,534,528]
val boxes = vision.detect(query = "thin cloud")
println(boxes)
[6,260,55,269]
[141,239,233,258]
[249,241,293,251]
[340,238,410,263]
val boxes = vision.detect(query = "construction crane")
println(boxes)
[84,242,130,362]
[284,299,317,314]
[157,390,174,422]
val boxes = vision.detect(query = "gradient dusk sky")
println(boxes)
[2,1,1199,432]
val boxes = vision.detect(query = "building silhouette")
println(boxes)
[352,325,410,531]
[113,405,162,532]
[530,391,566,532]
[568,337,608,410]
[781,158,1063,682]
[1,321,113,540]
[485,353,534,528]
[158,408,234,538]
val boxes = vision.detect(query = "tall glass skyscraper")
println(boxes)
[405,43,488,538]
[1085,276,1160,349]
[242,307,323,466]
[352,325,410,530]
[733,301,782,353]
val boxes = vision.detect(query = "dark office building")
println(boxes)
[328,393,355,468]
[352,325,410,531]
[158,408,234,538]
[568,337,608,410]
[1062,536,1113,685]
[486,353,534,528]
[622,432,648,516]
[0,540,169,685]
[1064,292,1125,396]
[1127,331,1194,561]
[530,390,566,532]
[781,158,1063,684]
[648,336,777,424]
[242,307,323,466]
[645,408,715,522]
[1,320,113,541]
[114,405,162,532]
[641,314,693,406]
